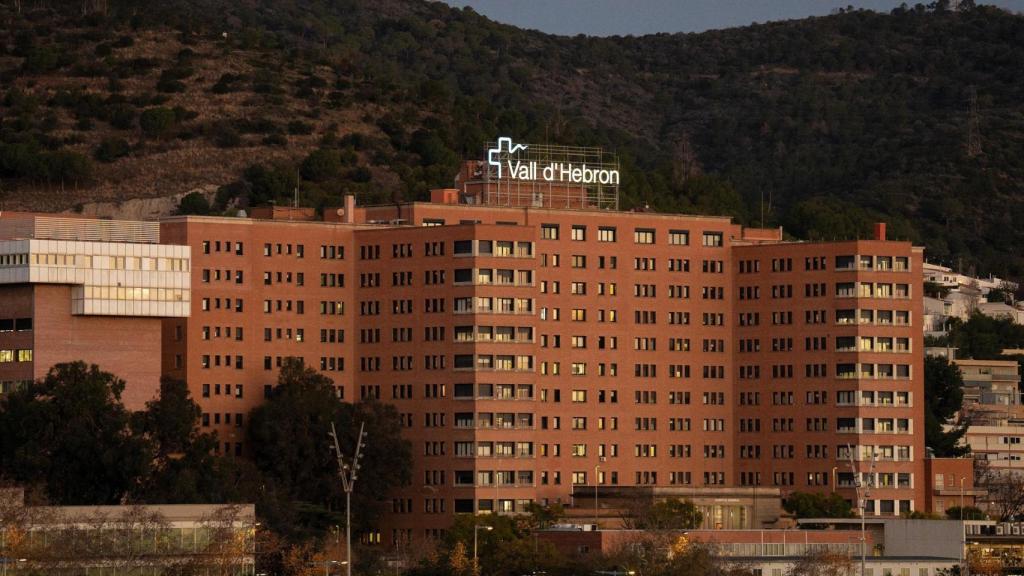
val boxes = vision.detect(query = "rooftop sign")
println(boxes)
[486,137,620,186]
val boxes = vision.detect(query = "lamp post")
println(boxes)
[960,477,968,576]
[474,525,493,576]
[847,445,875,576]
[329,421,367,576]
[594,463,601,529]
[831,466,839,494]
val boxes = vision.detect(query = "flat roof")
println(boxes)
[953,359,1019,367]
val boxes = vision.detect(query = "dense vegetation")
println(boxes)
[0,360,411,572]
[1,1,1023,276]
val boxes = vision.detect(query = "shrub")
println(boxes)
[108,104,135,130]
[263,133,287,147]
[287,120,313,135]
[22,46,61,73]
[213,124,241,148]
[139,107,176,138]
[94,138,131,163]
[156,77,185,93]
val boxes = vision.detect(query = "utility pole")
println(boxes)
[330,421,366,576]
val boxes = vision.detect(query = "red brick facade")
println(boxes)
[0,284,163,409]
[160,199,925,544]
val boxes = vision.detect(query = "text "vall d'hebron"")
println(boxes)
[489,137,620,186]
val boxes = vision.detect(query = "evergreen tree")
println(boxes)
[0,362,151,504]
[924,355,969,457]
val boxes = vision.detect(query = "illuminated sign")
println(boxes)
[487,137,620,186]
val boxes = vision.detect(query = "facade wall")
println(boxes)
[923,458,977,515]
[0,214,189,408]
[161,203,925,545]
[0,284,163,409]
[732,239,925,514]
[160,218,359,457]
[0,285,36,391]
[964,424,1024,474]
[32,284,163,409]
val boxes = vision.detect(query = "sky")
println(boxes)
[442,0,1024,36]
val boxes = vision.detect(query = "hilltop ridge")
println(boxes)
[1,1,1023,276]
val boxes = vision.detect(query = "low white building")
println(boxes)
[923,262,1021,335]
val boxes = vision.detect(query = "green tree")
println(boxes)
[300,148,343,182]
[94,137,132,163]
[626,498,703,529]
[523,501,565,529]
[176,191,211,215]
[248,359,411,538]
[783,492,855,518]
[944,506,987,520]
[0,362,151,504]
[924,355,969,457]
[986,288,1008,303]
[130,377,252,504]
[949,314,1024,360]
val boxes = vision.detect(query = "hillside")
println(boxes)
[1,1,1023,277]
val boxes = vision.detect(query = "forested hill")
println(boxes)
[1,1,1023,277]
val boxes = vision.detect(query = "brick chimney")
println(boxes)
[344,194,356,223]
[874,222,886,241]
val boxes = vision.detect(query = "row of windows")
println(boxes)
[201,383,244,398]
[0,318,32,332]
[0,349,32,363]
[26,253,189,271]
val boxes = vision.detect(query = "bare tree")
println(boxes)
[671,135,702,188]
[0,488,55,563]
[976,460,1024,521]
[786,550,854,576]
[604,531,724,576]
[173,505,256,576]
[16,505,169,573]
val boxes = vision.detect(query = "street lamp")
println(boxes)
[474,525,493,575]
[831,466,839,494]
[594,463,601,529]
[960,477,968,576]
[329,421,367,576]
[847,445,876,576]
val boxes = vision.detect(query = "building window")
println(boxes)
[598,227,617,242]
[702,232,723,247]
[634,228,655,244]
[668,230,689,245]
